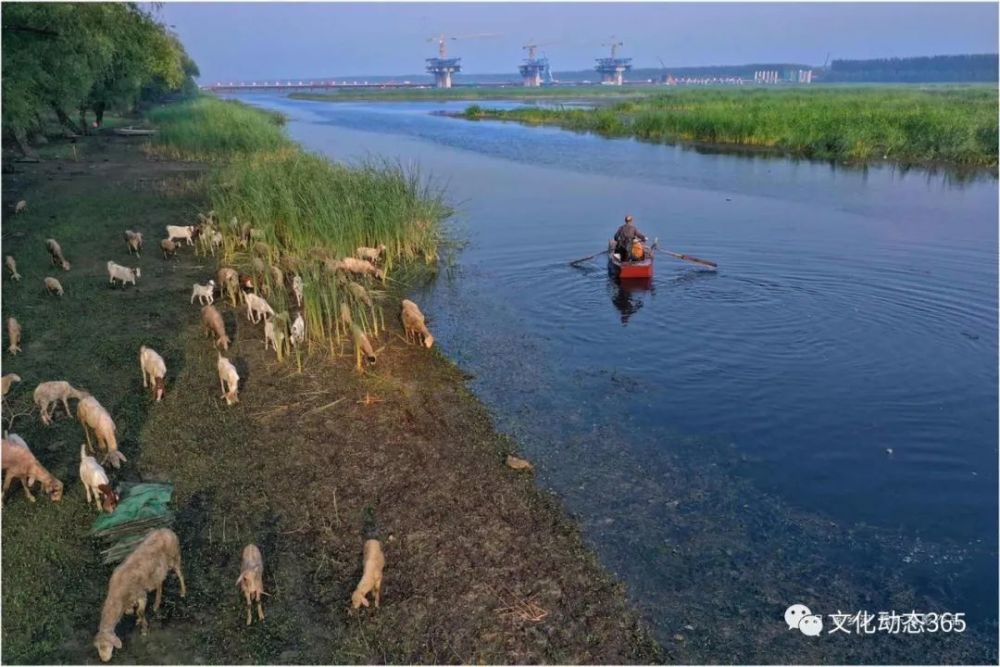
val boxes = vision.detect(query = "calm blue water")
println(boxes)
[238,94,998,659]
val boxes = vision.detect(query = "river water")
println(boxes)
[237,94,998,661]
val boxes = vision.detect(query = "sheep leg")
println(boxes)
[84,482,92,506]
[60,397,71,418]
[21,477,36,503]
[257,595,264,622]
[2,471,13,502]
[174,563,187,597]
[245,589,252,625]
[374,576,381,607]
[82,424,94,453]
[135,596,149,635]
[154,582,162,611]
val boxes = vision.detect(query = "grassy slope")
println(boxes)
[1,130,660,663]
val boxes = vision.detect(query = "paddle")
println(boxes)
[651,240,717,270]
[569,249,608,267]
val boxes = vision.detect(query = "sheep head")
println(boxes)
[94,630,122,662]
[153,377,165,402]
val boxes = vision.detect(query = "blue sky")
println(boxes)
[158,2,999,82]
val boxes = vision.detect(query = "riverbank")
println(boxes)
[463,85,999,169]
[0,117,661,662]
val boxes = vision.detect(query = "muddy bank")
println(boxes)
[0,129,661,663]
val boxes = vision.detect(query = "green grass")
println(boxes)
[471,85,999,167]
[147,97,291,160]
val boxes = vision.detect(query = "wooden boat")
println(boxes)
[608,241,654,279]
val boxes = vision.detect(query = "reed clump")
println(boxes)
[475,86,999,167]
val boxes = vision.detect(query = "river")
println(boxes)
[236,94,998,661]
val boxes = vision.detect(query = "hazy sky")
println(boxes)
[158,2,999,82]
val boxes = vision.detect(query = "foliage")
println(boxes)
[147,97,292,160]
[826,54,999,83]
[471,86,999,167]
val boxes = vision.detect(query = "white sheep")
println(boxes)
[166,224,196,246]
[339,257,384,281]
[190,279,216,305]
[356,244,386,263]
[34,380,88,425]
[263,320,278,352]
[217,352,240,405]
[236,544,265,625]
[351,539,385,609]
[14,200,27,214]
[107,261,140,288]
[139,345,167,402]
[77,395,126,468]
[401,299,434,348]
[2,435,64,504]
[93,528,186,662]
[2,373,21,398]
[210,231,223,254]
[45,238,71,271]
[291,275,304,307]
[123,230,143,256]
[79,445,116,512]
[7,316,22,355]
[5,256,21,282]
[244,292,274,324]
[290,312,305,347]
[44,276,64,296]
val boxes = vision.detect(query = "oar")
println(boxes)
[569,249,608,267]
[651,240,717,270]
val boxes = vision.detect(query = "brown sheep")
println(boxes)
[236,544,265,625]
[351,539,385,609]
[2,435,64,504]
[160,238,178,260]
[77,395,126,468]
[45,238,71,271]
[401,299,434,348]
[44,276,64,296]
[202,305,230,350]
[7,316,22,355]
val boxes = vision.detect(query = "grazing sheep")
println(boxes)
[43,276,64,296]
[351,539,385,609]
[347,281,372,307]
[210,231,223,254]
[2,373,21,398]
[34,380,88,425]
[291,275,304,307]
[269,265,284,289]
[14,200,27,214]
[93,528,186,662]
[506,454,534,472]
[340,302,353,328]
[190,279,216,306]
[356,244,386,263]
[236,544,265,625]
[139,346,167,402]
[290,313,305,347]
[217,267,239,306]
[244,292,274,324]
[263,319,278,352]
[107,261,141,288]
[7,317,22,355]
[5,255,21,282]
[238,272,255,297]
[217,352,239,405]
[165,224,196,246]
[340,257,384,281]
[77,395,126,468]
[45,238,71,271]
[160,238,178,260]
[123,230,143,256]
[201,305,230,350]
[401,299,434,348]
[351,324,376,367]
[323,257,344,275]
[79,445,117,512]
[253,241,271,258]
[2,435,64,503]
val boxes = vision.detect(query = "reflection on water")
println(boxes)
[237,94,999,662]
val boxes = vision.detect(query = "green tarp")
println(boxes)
[90,482,174,564]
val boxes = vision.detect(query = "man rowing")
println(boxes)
[613,215,648,261]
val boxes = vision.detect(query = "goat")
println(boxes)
[340,257,384,281]
[5,255,21,282]
[190,279,216,306]
[79,445,117,512]
[2,435,64,504]
[14,200,27,214]
[160,238,177,260]
[34,380,88,425]
[7,317,22,355]
[107,261,141,288]
[351,324,376,367]
[244,292,274,324]
[217,352,239,405]
[44,276,64,297]
[290,313,305,347]
[401,299,434,348]
[77,395,126,468]
[201,305,230,350]
[93,528,186,662]
[351,539,385,609]
[139,346,166,402]
[45,238,71,271]
[236,544,265,625]
[165,224,196,246]
[2,373,21,398]
[356,244,386,263]
[291,275,304,307]
[123,230,143,256]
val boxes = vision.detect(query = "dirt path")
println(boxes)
[1,132,661,664]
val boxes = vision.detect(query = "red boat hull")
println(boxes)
[608,252,654,279]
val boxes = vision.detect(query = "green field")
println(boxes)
[466,86,999,167]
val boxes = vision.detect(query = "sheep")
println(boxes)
[45,238,71,271]
[2,373,21,398]
[263,319,278,352]
[2,435,64,504]
[79,445,118,512]
[123,230,143,256]
[210,231,223,254]
[351,539,385,610]
[401,299,434,348]
[190,279,216,306]
[201,305,230,350]
[139,346,166,402]
[14,199,27,214]
[107,261,141,288]
[166,224,196,246]
[506,454,534,472]
[351,324,376,367]
[77,395,126,468]
[5,255,21,282]
[236,544,265,625]
[356,244,386,263]
[291,275,304,307]
[340,257,384,281]
[347,281,372,307]
[7,316,22,355]
[290,313,305,347]
[244,292,274,324]
[160,238,177,260]
[340,302,353,327]
[269,265,284,289]
[217,267,239,306]
[43,276,64,296]
[93,528,186,662]
[34,380,88,425]
[217,352,240,405]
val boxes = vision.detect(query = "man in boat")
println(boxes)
[614,215,648,261]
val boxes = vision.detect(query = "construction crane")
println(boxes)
[602,37,624,59]
[522,40,558,60]
[427,32,499,59]
[520,39,557,86]
[596,36,630,85]
[425,32,499,88]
